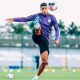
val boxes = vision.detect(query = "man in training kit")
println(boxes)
[5,2,60,80]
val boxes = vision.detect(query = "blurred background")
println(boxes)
[0,0,80,80]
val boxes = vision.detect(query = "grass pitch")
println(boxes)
[0,67,80,80]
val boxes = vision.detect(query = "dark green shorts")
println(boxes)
[32,30,49,54]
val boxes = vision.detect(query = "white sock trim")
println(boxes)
[34,75,39,79]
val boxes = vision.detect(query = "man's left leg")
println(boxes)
[32,27,49,80]
[37,50,48,76]
[32,50,48,80]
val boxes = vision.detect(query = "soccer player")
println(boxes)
[5,2,60,80]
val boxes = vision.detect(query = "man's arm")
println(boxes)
[5,14,37,22]
[51,15,60,46]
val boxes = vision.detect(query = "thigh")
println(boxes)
[41,50,48,62]
[32,29,41,45]
[39,35,49,55]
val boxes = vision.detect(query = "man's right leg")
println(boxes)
[35,27,41,36]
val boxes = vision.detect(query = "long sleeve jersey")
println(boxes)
[13,13,60,41]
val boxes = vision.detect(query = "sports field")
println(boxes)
[0,67,80,80]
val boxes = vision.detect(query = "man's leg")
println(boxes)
[35,28,48,76]
[32,28,48,80]
[35,26,41,36]
[32,51,48,80]
[37,50,48,76]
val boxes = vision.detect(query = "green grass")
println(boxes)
[0,68,80,80]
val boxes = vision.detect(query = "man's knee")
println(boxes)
[41,56,48,64]
[42,60,48,65]
[42,57,48,62]
[41,51,48,59]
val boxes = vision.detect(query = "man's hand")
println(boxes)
[54,40,59,47]
[5,18,13,23]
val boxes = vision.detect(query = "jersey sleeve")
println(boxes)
[13,14,37,22]
[51,15,60,41]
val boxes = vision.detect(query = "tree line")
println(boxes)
[1,20,80,36]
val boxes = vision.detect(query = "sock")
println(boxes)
[34,75,39,79]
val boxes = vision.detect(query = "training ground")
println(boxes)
[0,67,80,80]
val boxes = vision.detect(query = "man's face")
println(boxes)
[40,6,48,15]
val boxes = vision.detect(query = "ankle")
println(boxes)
[35,75,39,78]
[35,29,41,35]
